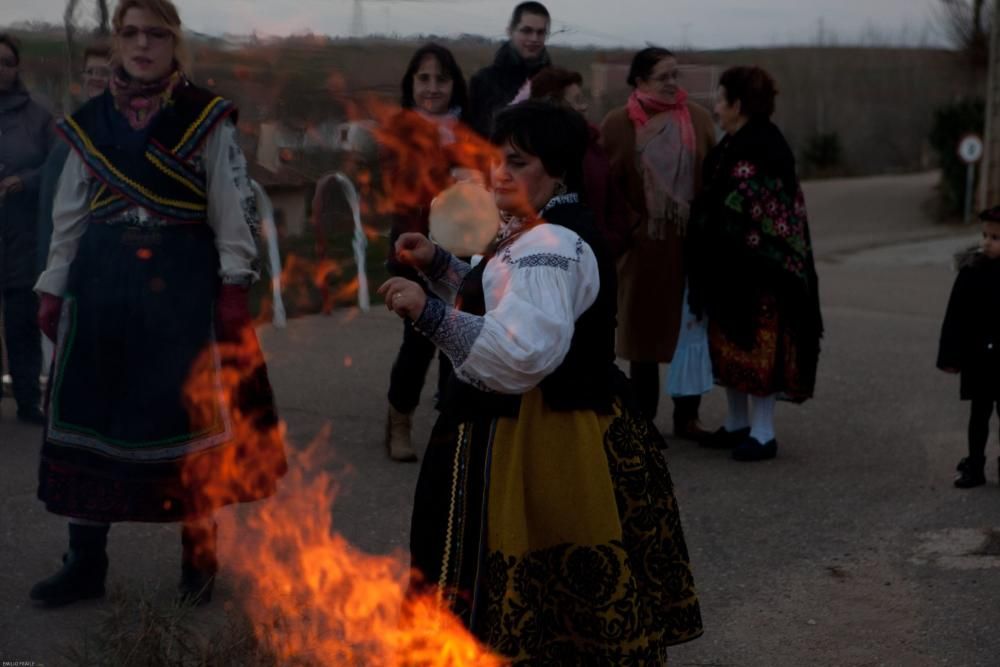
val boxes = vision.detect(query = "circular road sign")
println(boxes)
[958,134,984,164]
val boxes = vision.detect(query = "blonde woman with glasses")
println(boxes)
[30,0,285,607]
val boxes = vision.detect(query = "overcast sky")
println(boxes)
[4,0,947,49]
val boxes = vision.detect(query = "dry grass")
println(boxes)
[62,586,281,667]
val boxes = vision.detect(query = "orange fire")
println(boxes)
[174,84,545,662]
[369,101,499,219]
[254,253,354,322]
[181,329,502,666]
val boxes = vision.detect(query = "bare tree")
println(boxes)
[939,0,993,67]
[63,0,110,105]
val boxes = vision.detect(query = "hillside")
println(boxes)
[4,26,983,176]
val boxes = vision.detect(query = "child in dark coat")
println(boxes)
[937,207,1000,488]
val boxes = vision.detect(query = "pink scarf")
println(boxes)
[110,65,182,130]
[628,87,692,127]
[627,88,697,239]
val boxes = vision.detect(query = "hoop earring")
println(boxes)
[554,181,568,196]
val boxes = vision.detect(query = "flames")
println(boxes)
[254,95,505,321]
[181,329,502,666]
[370,103,499,218]
[170,68,530,662]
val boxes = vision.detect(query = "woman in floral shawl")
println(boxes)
[689,66,822,462]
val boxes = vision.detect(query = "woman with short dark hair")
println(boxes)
[689,65,823,461]
[528,66,582,102]
[380,100,703,662]
[0,32,54,424]
[600,47,718,438]
[528,66,631,257]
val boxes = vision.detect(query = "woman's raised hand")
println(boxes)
[395,233,436,270]
[378,277,427,321]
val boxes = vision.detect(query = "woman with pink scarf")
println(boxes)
[600,48,716,439]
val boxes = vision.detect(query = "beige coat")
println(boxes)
[600,102,716,363]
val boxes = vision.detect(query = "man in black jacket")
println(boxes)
[467,2,552,137]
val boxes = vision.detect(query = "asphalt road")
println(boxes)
[2,171,999,666]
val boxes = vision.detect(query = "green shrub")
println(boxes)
[928,97,986,216]
[803,132,844,177]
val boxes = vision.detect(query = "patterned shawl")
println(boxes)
[689,118,823,350]
[628,89,696,239]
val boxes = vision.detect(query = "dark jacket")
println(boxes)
[0,79,54,289]
[599,102,717,362]
[581,124,631,258]
[467,42,551,137]
[937,250,1000,400]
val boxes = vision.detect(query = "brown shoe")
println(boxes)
[385,405,418,462]
[673,419,713,442]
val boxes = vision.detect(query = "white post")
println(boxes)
[250,181,287,328]
[966,162,978,224]
[333,172,371,312]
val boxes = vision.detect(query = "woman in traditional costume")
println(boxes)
[380,101,702,664]
[688,66,823,461]
[29,0,286,607]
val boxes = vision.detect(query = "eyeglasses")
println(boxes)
[117,26,174,42]
[0,57,17,69]
[648,70,681,84]
[83,66,112,78]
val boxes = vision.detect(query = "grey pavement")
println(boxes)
[3,171,1000,666]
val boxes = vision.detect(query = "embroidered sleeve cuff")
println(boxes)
[414,296,447,337]
[422,245,471,291]
[414,297,484,368]
[425,245,451,280]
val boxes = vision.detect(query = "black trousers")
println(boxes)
[629,361,701,423]
[968,397,1000,460]
[388,318,451,414]
[1,288,41,412]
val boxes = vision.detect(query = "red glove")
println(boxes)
[215,284,252,342]
[38,293,63,342]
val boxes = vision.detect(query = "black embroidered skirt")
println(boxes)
[38,223,286,523]
[409,375,703,664]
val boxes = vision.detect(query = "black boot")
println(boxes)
[29,523,109,606]
[732,436,779,462]
[955,457,986,488]
[179,520,218,606]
